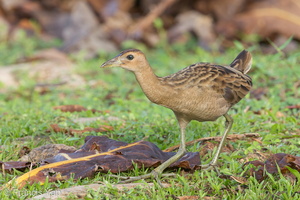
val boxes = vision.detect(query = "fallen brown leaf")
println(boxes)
[53,105,106,113]
[177,196,200,200]
[6,136,200,188]
[286,105,300,109]
[244,153,300,182]
[0,161,33,173]
[49,124,113,136]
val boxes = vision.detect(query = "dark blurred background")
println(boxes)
[0,0,299,58]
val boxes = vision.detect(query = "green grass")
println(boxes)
[0,30,300,199]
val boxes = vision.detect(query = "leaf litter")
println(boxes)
[2,122,300,188]
[244,153,300,182]
[1,134,300,189]
[3,136,201,188]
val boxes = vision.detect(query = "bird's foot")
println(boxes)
[109,170,176,187]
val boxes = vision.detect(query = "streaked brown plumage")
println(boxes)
[101,49,252,184]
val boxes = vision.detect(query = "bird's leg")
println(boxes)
[118,116,189,186]
[201,113,233,170]
[150,119,188,180]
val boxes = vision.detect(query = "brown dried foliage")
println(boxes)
[3,136,200,188]
[0,0,299,55]
[49,124,113,136]
[245,153,300,182]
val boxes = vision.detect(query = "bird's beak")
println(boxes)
[100,57,122,68]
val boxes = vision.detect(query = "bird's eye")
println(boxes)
[126,55,134,60]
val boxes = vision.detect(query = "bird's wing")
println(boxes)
[160,63,252,105]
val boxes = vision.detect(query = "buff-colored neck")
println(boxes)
[133,63,170,105]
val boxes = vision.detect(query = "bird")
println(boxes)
[101,49,252,184]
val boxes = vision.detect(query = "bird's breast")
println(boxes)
[154,87,231,122]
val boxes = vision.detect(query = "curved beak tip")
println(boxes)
[100,61,111,68]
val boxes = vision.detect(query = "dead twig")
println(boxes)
[128,0,178,37]
[163,133,260,152]
[29,183,172,200]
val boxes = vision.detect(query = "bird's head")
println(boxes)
[101,49,148,72]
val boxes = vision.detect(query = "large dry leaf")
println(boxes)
[5,136,200,188]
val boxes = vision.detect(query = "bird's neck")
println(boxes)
[133,66,168,105]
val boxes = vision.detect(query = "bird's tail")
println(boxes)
[230,50,252,74]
